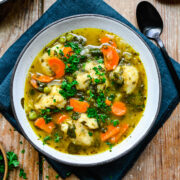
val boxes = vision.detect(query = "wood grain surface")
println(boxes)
[0,0,179,179]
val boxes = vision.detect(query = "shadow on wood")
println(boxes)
[157,0,180,4]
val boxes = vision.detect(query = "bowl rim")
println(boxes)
[10,14,162,167]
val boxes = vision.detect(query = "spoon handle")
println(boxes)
[155,37,180,96]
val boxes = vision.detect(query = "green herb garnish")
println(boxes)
[54,133,61,143]
[106,142,113,152]
[19,168,27,179]
[43,136,51,145]
[66,106,73,111]
[47,49,51,56]
[43,115,52,124]
[88,132,93,136]
[6,152,19,170]
[21,149,25,154]
[59,80,78,99]
[97,59,104,63]
[87,108,98,118]
[111,119,119,126]
[108,94,115,101]
[56,174,60,179]
[65,42,81,54]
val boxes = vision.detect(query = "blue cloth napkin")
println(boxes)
[0,0,179,179]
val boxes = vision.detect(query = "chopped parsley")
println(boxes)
[43,136,51,145]
[41,108,51,115]
[59,49,64,56]
[87,74,92,80]
[47,49,51,56]
[65,42,81,54]
[43,115,52,124]
[108,94,115,101]
[62,42,84,73]
[98,114,108,123]
[96,92,107,108]
[66,106,73,111]
[88,90,95,100]
[6,151,20,170]
[106,142,113,152]
[19,168,27,179]
[111,119,119,126]
[93,66,105,76]
[94,77,106,84]
[97,59,104,63]
[88,132,93,136]
[54,133,61,143]
[21,149,25,154]
[87,108,98,118]
[56,174,60,179]
[59,80,78,98]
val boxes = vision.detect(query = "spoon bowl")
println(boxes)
[136,1,163,39]
[136,1,180,96]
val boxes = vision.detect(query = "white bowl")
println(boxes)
[11,14,161,166]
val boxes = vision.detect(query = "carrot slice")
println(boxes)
[100,125,121,142]
[101,45,119,71]
[57,115,68,124]
[48,57,65,78]
[52,113,69,124]
[69,99,89,113]
[110,123,129,143]
[112,101,127,116]
[32,74,54,83]
[100,36,117,47]
[63,47,73,58]
[30,79,38,89]
[35,118,55,134]
[105,99,112,106]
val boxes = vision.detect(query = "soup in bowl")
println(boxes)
[24,28,147,155]
[11,15,161,166]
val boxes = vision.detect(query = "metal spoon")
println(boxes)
[136,1,180,96]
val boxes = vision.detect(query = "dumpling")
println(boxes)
[122,65,139,94]
[34,85,66,110]
[72,121,94,146]
[39,43,64,76]
[39,53,54,76]
[76,72,90,90]
[78,113,98,129]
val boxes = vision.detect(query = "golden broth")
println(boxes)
[24,28,147,155]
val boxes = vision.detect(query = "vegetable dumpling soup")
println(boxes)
[24,28,147,155]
